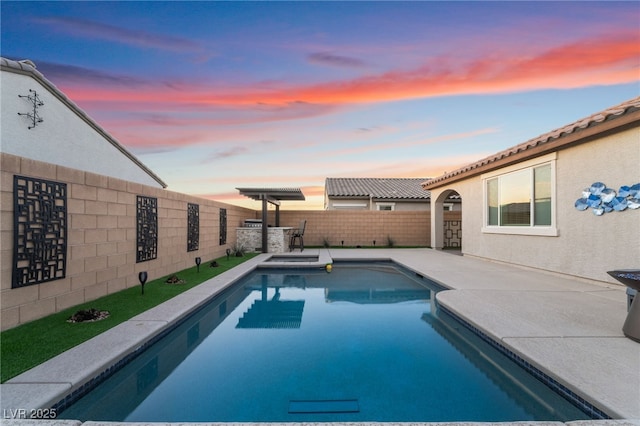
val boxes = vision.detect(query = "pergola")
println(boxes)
[236,187,306,253]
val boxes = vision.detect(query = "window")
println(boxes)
[483,154,556,236]
[376,202,395,211]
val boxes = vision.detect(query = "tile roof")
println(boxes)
[1,57,168,188]
[326,177,431,199]
[423,96,640,189]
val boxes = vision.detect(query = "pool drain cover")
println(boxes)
[289,399,359,414]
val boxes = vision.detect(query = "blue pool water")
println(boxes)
[59,262,588,422]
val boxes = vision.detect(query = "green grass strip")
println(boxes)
[0,253,257,383]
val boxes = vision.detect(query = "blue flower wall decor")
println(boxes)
[575,182,640,215]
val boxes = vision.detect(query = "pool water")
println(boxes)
[59,263,588,422]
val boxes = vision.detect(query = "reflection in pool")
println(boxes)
[59,262,589,422]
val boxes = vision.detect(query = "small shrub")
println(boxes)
[166,274,186,284]
[386,235,395,248]
[231,244,246,256]
[67,308,110,323]
[322,237,331,248]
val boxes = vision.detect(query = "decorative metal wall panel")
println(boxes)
[187,203,199,252]
[219,208,227,245]
[13,175,67,288]
[136,196,158,263]
[444,220,462,248]
[575,181,640,215]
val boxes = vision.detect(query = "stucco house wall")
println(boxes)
[326,198,431,211]
[387,201,431,211]
[1,58,165,188]
[426,102,639,285]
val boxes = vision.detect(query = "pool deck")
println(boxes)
[1,248,639,425]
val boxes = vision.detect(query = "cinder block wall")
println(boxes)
[267,210,461,247]
[1,152,461,330]
[0,153,255,330]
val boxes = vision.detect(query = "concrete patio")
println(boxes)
[1,249,639,424]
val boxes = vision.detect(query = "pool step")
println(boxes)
[288,399,360,414]
[236,300,305,329]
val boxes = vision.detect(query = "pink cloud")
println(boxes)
[73,97,340,126]
[45,27,638,155]
[328,128,501,157]
[61,29,638,110]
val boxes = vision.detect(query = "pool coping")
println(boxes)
[2,420,640,426]
[257,249,332,268]
[1,249,639,423]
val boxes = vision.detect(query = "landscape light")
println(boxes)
[138,271,148,295]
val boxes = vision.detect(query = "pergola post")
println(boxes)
[261,196,268,253]
[236,188,306,254]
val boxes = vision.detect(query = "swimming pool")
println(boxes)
[59,262,588,422]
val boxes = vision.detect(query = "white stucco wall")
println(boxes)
[387,201,431,211]
[432,127,640,284]
[1,69,164,188]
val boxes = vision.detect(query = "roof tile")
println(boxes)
[423,96,640,189]
[326,178,431,199]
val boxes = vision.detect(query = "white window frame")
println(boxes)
[376,202,396,211]
[332,202,368,210]
[443,203,454,211]
[481,153,558,236]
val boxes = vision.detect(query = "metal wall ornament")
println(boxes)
[575,182,640,215]
[13,175,67,288]
[18,89,44,129]
[187,203,199,252]
[219,208,227,245]
[136,196,158,263]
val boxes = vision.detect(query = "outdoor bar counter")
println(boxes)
[237,226,292,253]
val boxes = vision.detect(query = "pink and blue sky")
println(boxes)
[2,1,639,209]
